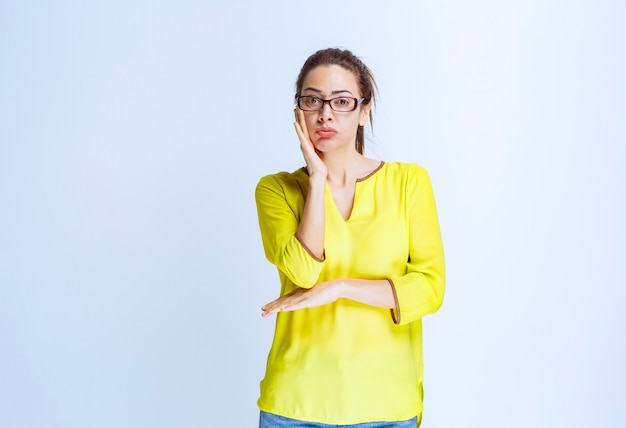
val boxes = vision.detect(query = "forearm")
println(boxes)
[261,277,395,317]
[295,176,326,260]
[336,278,396,309]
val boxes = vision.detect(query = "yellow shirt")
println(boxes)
[255,161,445,424]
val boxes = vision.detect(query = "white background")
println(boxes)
[1,1,624,427]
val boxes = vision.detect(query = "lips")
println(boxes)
[315,127,337,138]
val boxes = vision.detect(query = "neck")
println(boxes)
[321,147,366,186]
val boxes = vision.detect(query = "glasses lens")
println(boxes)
[298,96,322,111]
[330,97,356,112]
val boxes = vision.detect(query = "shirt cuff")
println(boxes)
[386,278,401,325]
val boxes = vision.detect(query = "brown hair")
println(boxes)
[295,48,378,155]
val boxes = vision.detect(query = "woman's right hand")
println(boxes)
[294,108,327,180]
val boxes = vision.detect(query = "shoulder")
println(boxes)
[379,161,430,183]
[256,167,309,197]
[377,163,435,201]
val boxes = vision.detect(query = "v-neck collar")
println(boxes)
[326,161,385,223]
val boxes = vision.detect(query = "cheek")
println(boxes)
[304,115,318,131]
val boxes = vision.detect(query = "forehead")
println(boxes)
[301,65,360,94]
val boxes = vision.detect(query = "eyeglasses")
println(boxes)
[296,96,365,112]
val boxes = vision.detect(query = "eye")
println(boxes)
[304,96,321,106]
[330,97,356,111]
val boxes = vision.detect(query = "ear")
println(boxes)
[358,103,371,127]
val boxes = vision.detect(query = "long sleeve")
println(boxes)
[388,166,445,325]
[255,172,325,288]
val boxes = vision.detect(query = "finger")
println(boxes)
[261,299,282,313]
[261,303,281,317]
[261,293,293,313]
[262,301,299,317]
[275,294,308,312]
[262,288,309,317]
[261,297,300,317]
[293,121,307,144]
[293,108,305,139]
[297,108,309,137]
[261,303,289,317]
[293,120,313,152]
[261,307,277,317]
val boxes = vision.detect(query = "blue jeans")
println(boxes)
[259,411,419,428]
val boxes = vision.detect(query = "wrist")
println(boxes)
[308,173,326,186]
[331,279,347,300]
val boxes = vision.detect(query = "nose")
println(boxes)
[318,101,334,122]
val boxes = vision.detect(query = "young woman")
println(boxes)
[255,48,445,428]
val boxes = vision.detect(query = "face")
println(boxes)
[298,65,370,153]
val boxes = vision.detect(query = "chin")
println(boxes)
[313,137,340,150]
[311,140,329,151]
[317,140,351,154]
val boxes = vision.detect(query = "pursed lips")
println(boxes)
[315,127,337,138]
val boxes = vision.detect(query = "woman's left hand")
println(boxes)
[261,280,341,317]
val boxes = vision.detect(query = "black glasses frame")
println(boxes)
[295,96,366,112]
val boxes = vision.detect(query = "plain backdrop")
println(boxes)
[1,1,624,427]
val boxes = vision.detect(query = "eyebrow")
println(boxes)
[302,87,355,96]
